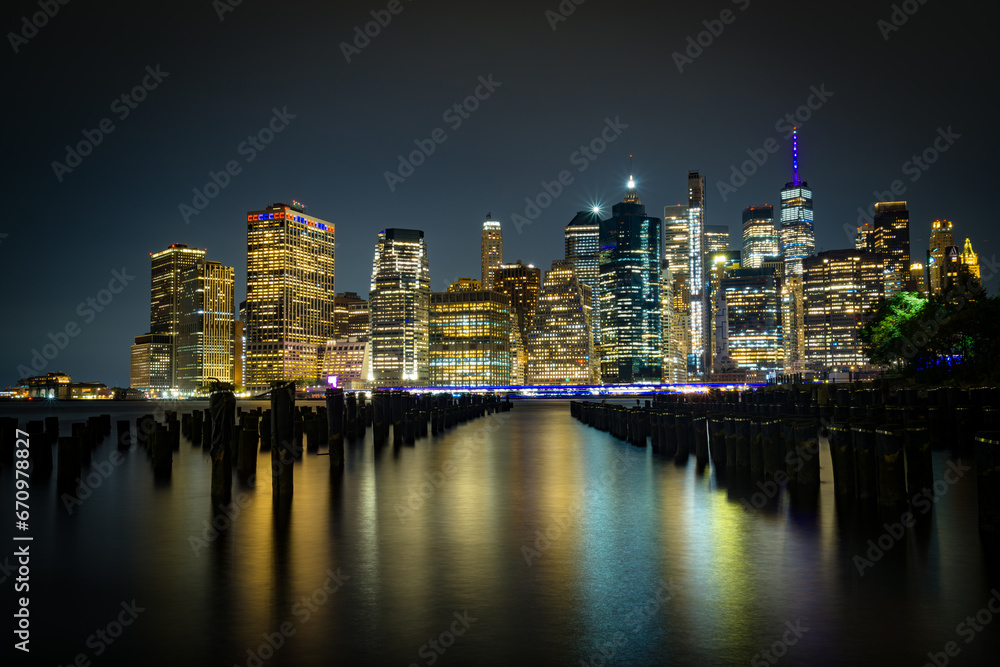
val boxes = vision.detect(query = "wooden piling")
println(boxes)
[117,420,131,451]
[152,428,172,474]
[238,428,258,477]
[851,424,878,504]
[827,423,855,503]
[327,387,344,467]
[210,389,235,501]
[57,436,81,487]
[271,382,295,500]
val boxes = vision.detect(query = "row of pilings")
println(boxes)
[0,387,512,507]
[570,383,1000,535]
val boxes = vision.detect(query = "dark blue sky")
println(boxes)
[3,0,996,386]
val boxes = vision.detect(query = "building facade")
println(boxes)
[369,228,431,384]
[686,172,708,378]
[927,219,955,295]
[176,260,235,393]
[332,292,369,340]
[872,201,910,296]
[321,337,369,389]
[492,260,541,385]
[527,260,595,385]
[803,249,884,372]
[130,333,172,393]
[718,268,783,373]
[481,214,503,289]
[150,244,206,388]
[742,205,779,269]
[245,203,336,392]
[429,282,511,387]
[599,176,662,383]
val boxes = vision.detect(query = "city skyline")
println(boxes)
[3,2,995,386]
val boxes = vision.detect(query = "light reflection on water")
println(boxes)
[1,399,998,666]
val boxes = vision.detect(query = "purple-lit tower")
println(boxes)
[779,129,815,276]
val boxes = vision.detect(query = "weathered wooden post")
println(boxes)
[674,412,691,463]
[117,420,131,451]
[761,419,782,479]
[372,390,387,444]
[210,385,235,500]
[271,381,295,500]
[975,432,1000,535]
[259,410,271,451]
[693,414,709,467]
[152,427,172,475]
[724,416,738,474]
[735,416,751,475]
[391,390,404,444]
[904,423,933,496]
[346,392,358,439]
[749,418,763,478]
[57,436,81,487]
[326,387,345,468]
[851,423,878,504]
[827,423,855,503]
[708,413,726,474]
[238,427,258,478]
[793,419,820,490]
[72,423,92,467]
[875,426,907,510]
[26,421,52,476]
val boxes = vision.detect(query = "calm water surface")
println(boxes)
[1,399,998,666]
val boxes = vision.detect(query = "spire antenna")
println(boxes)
[792,128,800,183]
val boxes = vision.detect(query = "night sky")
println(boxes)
[3,0,996,386]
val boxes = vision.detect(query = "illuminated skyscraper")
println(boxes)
[686,171,708,378]
[705,225,729,254]
[708,250,740,372]
[779,129,815,275]
[332,292,369,340]
[481,214,503,289]
[663,204,691,377]
[910,263,928,296]
[527,260,595,385]
[742,205,779,269]
[150,243,206,388]
[565,210,601,294]
[718,268,783,373]
[430,280,511,387]
[369,228,431,384]
[493,260,541,384]
[856,223,873,251]
[962,238,981,281]
[927,219,955,294]
[130,334,172,394]
[245,202,336,393]
[872,201,910,296]
[663,204,690,277]
[176,260,235,393]
[599,174,662,383]
[321,337,369,389]
[803,249,884,372]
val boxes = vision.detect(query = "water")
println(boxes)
[2,399,998,666]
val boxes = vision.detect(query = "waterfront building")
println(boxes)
[368,228,431,384]
[803,249,884,372]
[429,281,511,387]
[481,214,503,289]
[527,260,595,385]
[598,175,662,383]
[245,202,336,392]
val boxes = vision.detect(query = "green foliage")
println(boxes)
[861,282,1000,383]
